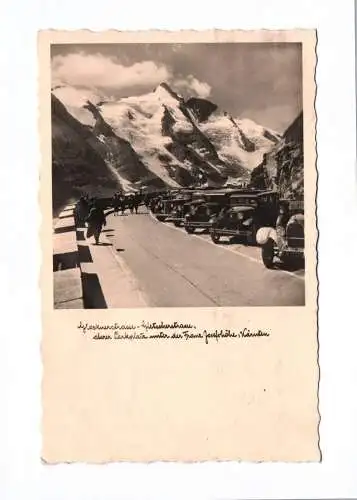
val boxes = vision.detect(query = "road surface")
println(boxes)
[99,207,305,307]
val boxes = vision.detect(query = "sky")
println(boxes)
[51,43,302,133]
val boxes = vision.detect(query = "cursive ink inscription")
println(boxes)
[78,321,270,344]
[77,320,137,335]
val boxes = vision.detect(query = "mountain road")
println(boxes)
[94,207,305,307]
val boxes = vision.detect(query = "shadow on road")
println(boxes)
[55,225,76,234]
[82,273,107,309]
[76,230,86,241]
[116,248,125,252]
[53,251,79,271]
[78,244,93,263]
[280,260,305,272]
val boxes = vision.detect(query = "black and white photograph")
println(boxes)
[52,40,307,309]
[42,29,319,465]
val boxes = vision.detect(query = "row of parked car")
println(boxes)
[148,187,305,270]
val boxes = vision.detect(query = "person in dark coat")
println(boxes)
[133,193,140,214]
[121,196,127,215]
[112,193,120,216]
[85,202,106,245]
[128,194,135,214]
[75,196,89,226]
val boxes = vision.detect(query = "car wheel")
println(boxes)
[211,232,220,244]
[262,239,275,268]
[174,221,180,227]
[281,254,305,271]
[185,226,194,234]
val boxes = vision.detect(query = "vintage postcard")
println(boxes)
[40,29,319,462]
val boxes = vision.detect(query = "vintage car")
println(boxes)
[150,196,176,221]
[183,200,225,233]
[228,189,279,209]
[256,200,305,268]
[183,190,234,233]
[209,190,279,245]
[167,197,193,226]
[149,189,193,224]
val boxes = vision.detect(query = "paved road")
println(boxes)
[103,207,305,307]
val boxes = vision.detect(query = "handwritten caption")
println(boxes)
[77,321,270,345]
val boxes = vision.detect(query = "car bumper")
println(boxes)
[211,228,251,237]
[184,221,213,228]
[152,212,169,220]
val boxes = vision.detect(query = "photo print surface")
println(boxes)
[40,29,319,463]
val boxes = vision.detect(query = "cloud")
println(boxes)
[52,52,171,90]
[174,75,212,99]
[240,104,300,134]
[52,85,101,107]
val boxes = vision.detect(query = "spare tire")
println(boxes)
[256,226,274,246]
[286,214,304,248]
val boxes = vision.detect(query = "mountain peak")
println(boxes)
[158,81,173,91]
[156,82,182,101]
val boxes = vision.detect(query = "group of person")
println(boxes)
[75,194,107,245]
[112,192,149,216]
[74,191,152,245]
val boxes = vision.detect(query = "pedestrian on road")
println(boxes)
[75,196,89,226]
[85,202,107,245]
[119,196,125,215]
[112,193,120,216]
[144,194,150,209]
[133,194,140,214]
[129,195,135,214]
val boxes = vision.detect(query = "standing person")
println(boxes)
[129,194,135,214]
[121,195,126,215]
[85,202,106,245]
[112,193,117,216]
[112,193,120,216]
[144,194,150,209]
[75,196,89,226]
[133,193,140,214]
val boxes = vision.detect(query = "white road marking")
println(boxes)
[147,211,305,282]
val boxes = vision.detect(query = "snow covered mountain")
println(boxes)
[51,81,281,206]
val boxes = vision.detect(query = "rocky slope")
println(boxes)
[51,94,120,211]
[249,112,304,199]
[51,82,282,208]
